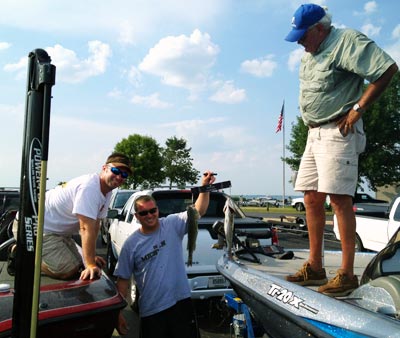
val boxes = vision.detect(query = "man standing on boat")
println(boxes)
[114,171,216,338]
[284,4,398,296]
[10,152,132,280]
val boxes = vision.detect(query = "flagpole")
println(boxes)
[275,100,285,208]
[282,100,285,208]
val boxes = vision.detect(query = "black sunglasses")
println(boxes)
[137,207,158,217]
[108,165,129,179]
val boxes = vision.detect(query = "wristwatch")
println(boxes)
[353,103,365,114]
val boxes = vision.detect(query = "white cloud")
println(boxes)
[4,41,112,83]
[3,57,27,79]
[0,42,11,50]
[47,41,112,83]
[353,1,377,16]
[160,116,256,152]
[209,81,246,104]
[117,20,137,45]
[385,42,400,67]
[240,55,277,78]
[127,66,142,87]
[392,24,400,40]
[139,29,220,96]
[361,23,381,37]
[287,48,304,72]
[107,88,123,99]
[161,117,225,138]
[131,93,172,109]
[0,0,228,45]
[0,103,25,187]
[364,1,377,14]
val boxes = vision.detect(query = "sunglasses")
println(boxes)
[108,165,129,179]
[137,207,158,217]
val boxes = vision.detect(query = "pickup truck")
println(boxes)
[334,195,400,252]
[99,189,135,244]
[106,189,275,306]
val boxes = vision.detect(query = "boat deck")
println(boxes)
[236,248,376,290]
[0,260,71,288]
[217,249,400,338]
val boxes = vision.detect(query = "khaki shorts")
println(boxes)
[12,218,82,275]
[295,119,366,196]
[42,233,83,275]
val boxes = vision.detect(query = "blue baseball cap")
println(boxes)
[285,4,325,42]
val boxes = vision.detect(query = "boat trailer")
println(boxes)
[224,293,257,338]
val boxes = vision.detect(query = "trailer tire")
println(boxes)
[106,240,117,275]
[295,202,305,212]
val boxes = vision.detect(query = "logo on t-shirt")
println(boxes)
[141,240,166,262]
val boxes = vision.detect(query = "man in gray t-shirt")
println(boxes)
[115,171,216,338]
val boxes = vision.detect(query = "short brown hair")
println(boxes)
[134,195,157,212]
[106,152,132,174]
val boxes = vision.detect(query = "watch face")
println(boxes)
[353,103,363,112]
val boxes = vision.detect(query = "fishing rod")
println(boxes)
[191,180,231,194]
[11,49,56,338]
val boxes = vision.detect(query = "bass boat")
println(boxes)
[217,224,400,337]
[0,257,126,338]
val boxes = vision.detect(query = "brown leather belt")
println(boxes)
[308,113,347,128]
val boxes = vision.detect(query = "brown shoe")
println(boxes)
[318,269,359,297]
[286,262,327,286]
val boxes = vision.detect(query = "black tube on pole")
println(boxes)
[11,49,55,338]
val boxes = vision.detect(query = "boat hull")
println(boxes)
[217,253,400,338]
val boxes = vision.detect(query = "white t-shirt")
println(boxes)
[44,173,112,235]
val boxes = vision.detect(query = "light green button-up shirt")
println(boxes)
[299,27,395,126]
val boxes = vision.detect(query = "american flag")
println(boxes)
[275,101,284,133]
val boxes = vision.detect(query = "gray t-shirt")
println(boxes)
[114,211,190,317]
[299,27,395,126]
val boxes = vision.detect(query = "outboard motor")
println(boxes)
[353,227,400,318]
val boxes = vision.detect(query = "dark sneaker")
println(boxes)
[286,262,327,286]
[318,269,359,297]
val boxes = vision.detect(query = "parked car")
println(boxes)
[100,189,135,244]
[0,188,19,260]
[352,202,390,217]
[291,197,305,212]
[334,195,399,252]
[0,188,19,216]
[291,196,331,211]
[292,193,386,213]
[353,193,388,204]
[246,199,261,207]
[107,189,276,307]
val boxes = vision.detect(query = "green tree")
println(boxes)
[285,72,400,191]
[285,115,308,171]
[359,72,400,189]
[114,134,164,189]
[162,136,200,189]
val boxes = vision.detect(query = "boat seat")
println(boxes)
[370,275,400,315]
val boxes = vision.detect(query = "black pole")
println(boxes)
[11,49,56,338]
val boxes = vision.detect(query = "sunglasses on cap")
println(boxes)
[136,207,158,217]
[108,165,129,179]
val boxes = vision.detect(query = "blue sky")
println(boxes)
[1,0,399,196]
